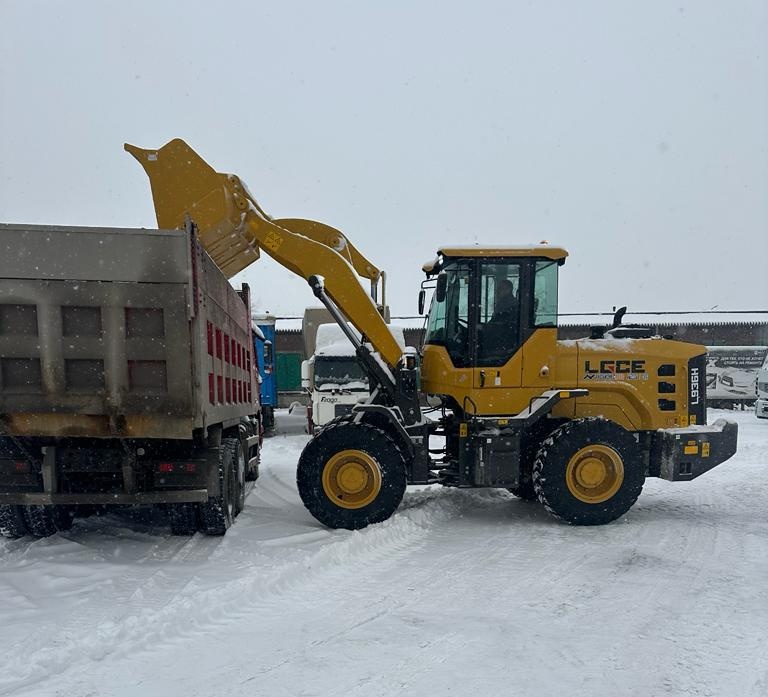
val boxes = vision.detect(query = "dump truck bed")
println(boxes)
[0,223,257,439]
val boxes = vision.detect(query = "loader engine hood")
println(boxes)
[561,337,707,430]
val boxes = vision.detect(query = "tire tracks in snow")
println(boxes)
[0,486,468,697]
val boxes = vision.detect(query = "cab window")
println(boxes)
[533,260,558,327]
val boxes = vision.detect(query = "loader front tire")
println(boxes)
[533,418,644,525]
[297,422,407,530]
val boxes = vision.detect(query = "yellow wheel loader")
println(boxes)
[127,139,738,530]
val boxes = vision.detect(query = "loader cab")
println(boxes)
[420,246,567,409]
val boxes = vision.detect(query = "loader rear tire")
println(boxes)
[507,478,536,501]
[0,505,27,538]
[533,417,644,525]
[508,419,564,501]
[297,422,407,530]
[198,439,238,536]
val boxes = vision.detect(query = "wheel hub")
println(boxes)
[322,450,382,510]
[565,445,624,504]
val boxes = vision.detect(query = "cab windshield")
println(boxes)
[314,357,369,391]
[424,262,470,367]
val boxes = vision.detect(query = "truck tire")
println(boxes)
[242,420,260,482]
[297,422,407,530]
[22,505,72,537]
[232,438,246,514]
[532,417,645,525]
[198,439,238,536]
[262,406,275,432]
[52,506,74,531]
[169,503,198,536]
[0,505,27,538]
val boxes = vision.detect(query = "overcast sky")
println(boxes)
[1,1,766,318]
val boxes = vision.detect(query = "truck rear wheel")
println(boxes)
[232,438,246,514]
[532,417,645,525]
[169,503,198,535]
[22,505,73,537]
[297,422,407,530]
[198,439,238,535]
[0,505,27,538]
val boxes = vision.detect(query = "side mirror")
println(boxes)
[435,273,447,303]
[418,289,426,315]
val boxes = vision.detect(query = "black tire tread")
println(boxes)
[297,421,407,530]
[508,418,564,501]
[23,505,58,537]
[532,417,644,526]
[169,503,198,536]
[198,439,238,536]
[0,505,27,539]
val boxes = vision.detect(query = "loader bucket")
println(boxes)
[125,139,260,278]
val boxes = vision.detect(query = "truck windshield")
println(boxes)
[314,357,369,391]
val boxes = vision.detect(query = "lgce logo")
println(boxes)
[583,359,648,381]
[584,360,646,374]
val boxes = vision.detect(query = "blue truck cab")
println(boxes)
[252,313,277,431]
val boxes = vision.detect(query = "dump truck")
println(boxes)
[114,140,740,529]
[0,222,262,538]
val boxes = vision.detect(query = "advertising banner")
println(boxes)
[706,346,768,402]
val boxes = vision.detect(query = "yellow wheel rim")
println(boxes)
[321,449,382,510]
[565,444,624,504]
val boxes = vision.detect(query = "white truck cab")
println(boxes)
[756,352,768,419]
[302,323,406,429]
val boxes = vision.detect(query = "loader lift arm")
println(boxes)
[125,139,417,422]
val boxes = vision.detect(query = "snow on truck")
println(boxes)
[0,222,262,539]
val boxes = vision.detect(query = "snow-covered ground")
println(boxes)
[1,409,766,697]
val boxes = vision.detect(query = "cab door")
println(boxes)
[473,261,523,393]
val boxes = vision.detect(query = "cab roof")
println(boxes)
[422,244,568,274]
